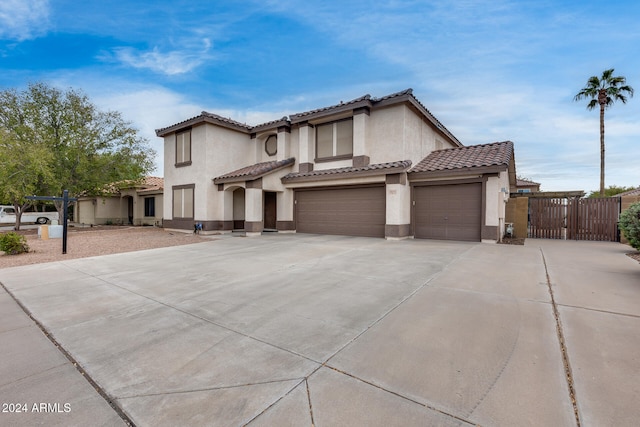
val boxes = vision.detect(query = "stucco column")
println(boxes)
[277,189,295,232]
[277,126,290,161]
[222,187,234,229]
[245,179,263,236]
[298,123,314,173]
[385,174,411,239]
[353,107,369,167]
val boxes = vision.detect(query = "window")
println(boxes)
[316,118,353,161]
[173,185,194,218]
[265,135,277,156]
[517,189,531,193]
[175,130,191,166]
[144,197,155,217]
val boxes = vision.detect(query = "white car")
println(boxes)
[0,205,59,224]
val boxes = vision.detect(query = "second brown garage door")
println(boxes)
[295,186,385,238]
[414,183,482,241]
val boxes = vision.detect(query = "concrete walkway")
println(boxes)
[0,235,638,426]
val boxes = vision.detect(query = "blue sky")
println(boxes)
[1,0,638,192]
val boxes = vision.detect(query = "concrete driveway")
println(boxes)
[0,234,638,426]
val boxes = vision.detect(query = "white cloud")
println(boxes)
[92,87,208,174]
[0,0,50,41]
[105,38,213,75]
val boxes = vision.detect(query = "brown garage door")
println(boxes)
[414,183,482,241]
[295,186,386,237]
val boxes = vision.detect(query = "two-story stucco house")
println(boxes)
[156,89,516,242]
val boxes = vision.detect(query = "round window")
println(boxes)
[265,135,277,156]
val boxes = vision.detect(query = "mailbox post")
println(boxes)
[26,190,77,254]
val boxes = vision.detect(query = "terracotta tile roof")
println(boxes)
[156,111,251,136]
[214,158,295,184]
[78,176,164,197]
[282,160,412,183]
[289,94,373,122]
[617,187,640,197]
[409,141,514,173]
[156,89,462,147]
[517,178,540,186]
[140,176,164,190]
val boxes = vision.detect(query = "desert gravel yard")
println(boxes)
[0,226,209,268]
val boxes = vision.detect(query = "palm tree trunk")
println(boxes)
[599,104,605,197]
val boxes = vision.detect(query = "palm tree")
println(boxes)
[574,69,633,197]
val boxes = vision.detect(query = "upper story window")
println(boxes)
[265,135,277,156]
[316,118,353,161]
[175,130,192,166]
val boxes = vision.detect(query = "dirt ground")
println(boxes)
[0,226,212,269]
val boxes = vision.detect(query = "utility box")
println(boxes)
[48,225,64,239]
[38,225,49,240]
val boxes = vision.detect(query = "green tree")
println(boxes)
[0,128,53,230]
[574,69,634,198]
[587,185,637,198]
[0,82,156,226]
[619,202,640,251]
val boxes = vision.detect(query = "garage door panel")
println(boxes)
[414,183,482,242]
[296,186,385,238]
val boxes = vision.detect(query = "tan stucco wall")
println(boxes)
[76,193,163,226]
[485,171,510,228]
[386,182,411,226]
[76,199,95,224]
[367,104,452,167]
[505,197,529,239]
[164,123,253,223]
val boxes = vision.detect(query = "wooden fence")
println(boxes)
[529,197,620,241]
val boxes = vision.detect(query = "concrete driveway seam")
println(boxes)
[241,378,309,425]
[322,244,476,367]
[324,365,478,426]
[59,261,323,365]
[0,280,134,426]
[555,303,640,319]
[539,247,581,427]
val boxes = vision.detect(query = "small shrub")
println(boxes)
[619,202,640,251]
[0,232,30,255]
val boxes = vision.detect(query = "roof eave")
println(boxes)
[289,99,373,124]
[282,164,410,184]
[408,164,509,181]
[213,159,296,185]
[156,114,251,137]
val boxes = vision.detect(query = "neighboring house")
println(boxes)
[74,177,164,226]
[156,89,516,242]
[516,178,541,193]
[617,187,640,197]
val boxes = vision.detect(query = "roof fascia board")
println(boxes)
[289,99,373,124]
[281,165,408,184]
[157,114,251,137]
[213,161,295,185]
[408,165,507,181]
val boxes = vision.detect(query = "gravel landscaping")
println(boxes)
[0,226,211,268]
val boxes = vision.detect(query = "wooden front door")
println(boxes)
[264,192,277,230]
